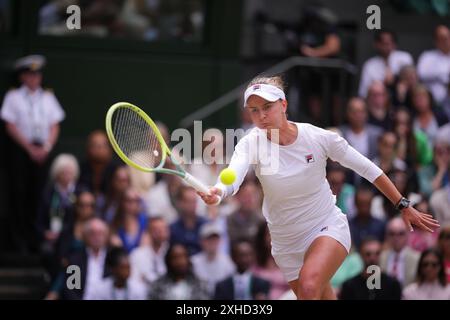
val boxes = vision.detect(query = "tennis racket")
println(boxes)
[105,102,220,203]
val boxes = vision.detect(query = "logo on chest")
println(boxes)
[305,153,315,163]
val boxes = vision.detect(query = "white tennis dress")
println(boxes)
[215,122,383,282]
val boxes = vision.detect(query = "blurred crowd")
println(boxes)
[1,13,450,300]
[38,0,204,42]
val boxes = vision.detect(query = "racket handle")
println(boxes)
[183,173,222,206]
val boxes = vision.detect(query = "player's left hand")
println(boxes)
[401,207,440,233]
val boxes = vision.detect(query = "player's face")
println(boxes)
[246,95,287,130]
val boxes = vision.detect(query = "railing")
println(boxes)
[179,56,357,128]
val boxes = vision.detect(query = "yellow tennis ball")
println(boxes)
[220,168,236,185]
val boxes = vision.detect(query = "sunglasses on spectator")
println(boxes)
[125,197,140,203]
[364,250,381,257]
[78,202,95,208]
[387,231,407,237]
[421,261,440,268]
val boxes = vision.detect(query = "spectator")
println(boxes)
[98,165,131,223]
[392,65,419,108]
[372,132,407,174]
[130,216,170,285]
[419,141,450,197]
[252,222,290,300]
[330,245,363,293]
[214,240,270,300]
[1,54,65,252]
[170,186,208,256]
[403,249,450,299]
[411,85,448,148]
[339,237,401,300]
[61,218,110,300]
[37,153,79,279]
[148,243,209,300]
[78,130,118,199]
[359,29,413,99]
[349,186,386,249]
[91,248,147,300]
[110,188,148,253]
[340,97,382,161]
[380,217,420,287]
[326,162,355,218]
[393,107,433,169]
[407,200,438,253]
[437,226,450,283]
[143,159,181,223]
[430,185,450,226]
[366,81,394,131]
[227,180,264,246]
[191,222,235,295]
[417,25,450,105]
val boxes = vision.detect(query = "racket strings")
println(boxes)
[111,107,162,169]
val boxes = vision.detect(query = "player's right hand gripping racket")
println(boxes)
[105,102,221,204]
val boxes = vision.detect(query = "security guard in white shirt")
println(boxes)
[0,54,65,252]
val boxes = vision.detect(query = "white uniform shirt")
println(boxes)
[358,50,414,98]
[129,243,168,284]
[215,123,383,254]
[83,248,107,300]
[90,277,148,300]
[0,85,65,144]
[417,49,450,104]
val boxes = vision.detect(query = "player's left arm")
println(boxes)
[372,173,440,232]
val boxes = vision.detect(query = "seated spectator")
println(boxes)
[110,188,148,253]
[143,159,182,223]
[393,107,433,169]
[130,216,170,285]
[37,153,79,279]
[372,132,407,174]
[419,141,450,197]
[430,185,450,226]
[392,65,419,108]
[191,222,235,295]
[417,25,450,106]
[437,226,450,282]
[57,191,97,265]
[326,162,355,218]
[366,81,395,131]
[61,218,110,300]
[380,217,420,287]
[407,200,438,252]
[214,240,270,300]
[349,186,386,249]
[252,222,290,300]
[411,85,448,148]
[226,180,264,246]
[170,186,208,256]
[98,165,131,223]
[78,130,118,198]
[149,243,209,300]
[359,29,413,99]
[91,248,147,300]
[339,237,401,300]
[403,249,450,300]
[339,97,382,161]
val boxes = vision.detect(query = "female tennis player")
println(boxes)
[198,75,440,300]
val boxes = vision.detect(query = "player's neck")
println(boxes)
[277,122,298,146]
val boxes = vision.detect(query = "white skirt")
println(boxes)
[268,208,351,282]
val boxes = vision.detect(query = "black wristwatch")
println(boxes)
[395,197,411,211]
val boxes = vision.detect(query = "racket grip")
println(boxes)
[183,173,222,206]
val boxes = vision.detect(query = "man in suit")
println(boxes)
[61,218,110,300]
[339,237,402,300]
[339,98,382,186]
[380,217,420,288]
[214,240,270,300]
